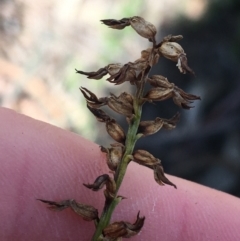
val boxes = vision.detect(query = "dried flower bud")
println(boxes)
[153,164,177,188]
[159,42,185,62]
[83,174,110,191]
[129,16,156,43]
[80,87,107,108]
[106,119,126,143]
[75,67,108,80]
[176,53,195,75]
[107,94,134,117]
[144,87,173,102]
[133,150,161,167]
[138,118,164,136]
[87,105,110,122]
[38,199,98,221]
[101,18,130,30]
[147,75,173,89]
[103,212,145,239]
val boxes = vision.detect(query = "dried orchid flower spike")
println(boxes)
[39,16,200,241]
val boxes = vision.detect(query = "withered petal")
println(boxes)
[162,112,181,130]
[153,165,177,188]
[87,105,110,122]
[75,68,108,79]
[177,54,195,75]
[83,174,110,191]
[101,18,130,30]
[80,87,107,108]
[38,199,99,221]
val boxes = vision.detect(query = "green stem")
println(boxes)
[91,55,153,241]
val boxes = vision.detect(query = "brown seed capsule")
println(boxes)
[133,150,161,166]
[129,16,156,43]
[159,42,185,62]
[38,199,99,221]
[147,75,173,89]
[106,119,126,143]
[144,87,173,102]
[107,95,133,117]
[103,211,145,239]
[138,118,164,136]
[153,164,177,188]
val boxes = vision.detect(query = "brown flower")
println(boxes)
[103,212,145,239]
[38,199,99,221]
[80,87,107,108]
[153,164,177,188]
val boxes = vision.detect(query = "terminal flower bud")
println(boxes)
[129,16,156,43]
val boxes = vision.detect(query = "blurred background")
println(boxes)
[0,0,240,197]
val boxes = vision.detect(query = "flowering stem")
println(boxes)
[91,60,153,241]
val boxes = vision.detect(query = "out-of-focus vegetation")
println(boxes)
[1,0,240,197]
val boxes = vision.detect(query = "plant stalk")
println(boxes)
[91,53,153,241]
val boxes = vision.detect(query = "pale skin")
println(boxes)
[1,107,240,241]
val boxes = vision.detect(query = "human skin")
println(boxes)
[0,107,240,241]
